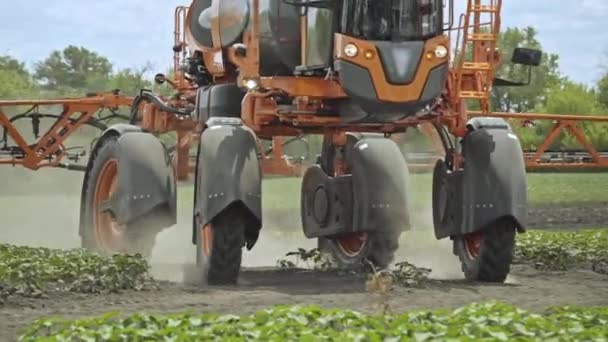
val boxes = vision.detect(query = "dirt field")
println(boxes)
[1,169,607,340]
[2,265,607,339]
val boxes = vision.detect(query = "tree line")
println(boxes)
[0,45,160,100]
[1,26,607,152]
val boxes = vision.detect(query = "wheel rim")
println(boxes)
[463,232,483,259]
[336,233,369,257]
[200,224,213,257]
[329,141,368,258]
[92,159,126,253]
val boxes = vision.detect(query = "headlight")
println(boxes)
[434,45,448,58]
[243,78,259,90]
[344,43,359,58]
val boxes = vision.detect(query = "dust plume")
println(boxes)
[0,146,463,285]
[0,167,83,250]
[0,117,102,250]
[390,137,464,281]
[148,186,315,283]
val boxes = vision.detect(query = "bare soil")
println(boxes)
[1,265,607,340]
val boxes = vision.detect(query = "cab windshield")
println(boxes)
[340,0,443,41]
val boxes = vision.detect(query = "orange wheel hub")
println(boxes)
[92,159,126,253]
[336,232,369,257]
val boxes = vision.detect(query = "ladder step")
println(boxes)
[459,91,487,99]
[471,5,498,13]
[462,62,492,71]
[467,33,496,42]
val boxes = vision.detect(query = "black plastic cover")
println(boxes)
[349,136,410,233]
[460,118,528,233]
[375,41,424,85]
[195,83,245,124]
[194,123,262,241]
[335,60,448,122]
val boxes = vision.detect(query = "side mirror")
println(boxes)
[511,47,542,67]
[493,48,543,87]
[154,73,167,85]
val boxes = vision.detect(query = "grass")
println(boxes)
[526,172,608,204]
[178,172,608,210]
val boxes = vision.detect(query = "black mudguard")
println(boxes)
[461,117,528,233]
[433,117,527,239]
[349,137,411,233]
[79,124,177,233]
[193,121,262,245]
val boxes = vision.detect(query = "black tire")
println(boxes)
[80,134,162,258]
[316,134,402,270]
[192,137,247,286]
[195,204,246,285]
[319,229,400,270]
[453,219,516,282]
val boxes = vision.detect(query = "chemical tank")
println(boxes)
[186,0,302,76]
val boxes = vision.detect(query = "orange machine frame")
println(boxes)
[1,0,606,180]
[472,111,608,169]
[0,93,132,170]
[406,112,608,171]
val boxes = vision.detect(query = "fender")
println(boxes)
[349,136,411,233]
[79,124,177,234]
[101,123,145,136]
[461,117,528,233]
[433,117,527,239]
[193,119,262,245]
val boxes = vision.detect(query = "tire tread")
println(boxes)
[457,220,516,282]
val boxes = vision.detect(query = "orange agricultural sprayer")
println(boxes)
[1,0,558,285]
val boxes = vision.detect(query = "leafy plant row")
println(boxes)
[0,244,155,303]
[513,229,608,273]
[19,301,608,341]
[277,229,608,281]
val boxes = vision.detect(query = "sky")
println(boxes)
[1,1,606,87]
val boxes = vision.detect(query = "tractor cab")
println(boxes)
[186,0,450,122]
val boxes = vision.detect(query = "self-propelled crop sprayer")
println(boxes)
[0,0,548,285]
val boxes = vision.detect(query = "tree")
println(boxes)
[453,26,562,113]
[0,56,29,78]
[491,27,563,113]
[513,80,608,151]
[598,74,608,110]
[107,63,154,96]
[34,45,112,90]
[0,55,34,99]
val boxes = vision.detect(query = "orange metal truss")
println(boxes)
[1,90,606,177]
[469,111,608,170]
[0,92,305,179]
[396,112,608,172]
[0,93,132,170]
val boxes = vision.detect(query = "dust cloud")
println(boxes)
[0,163,463,284]
[0,168,83,250]
[390,163,464,281]
[148,187,317,282]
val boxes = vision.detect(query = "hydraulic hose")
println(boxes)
[128,90,193,124]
